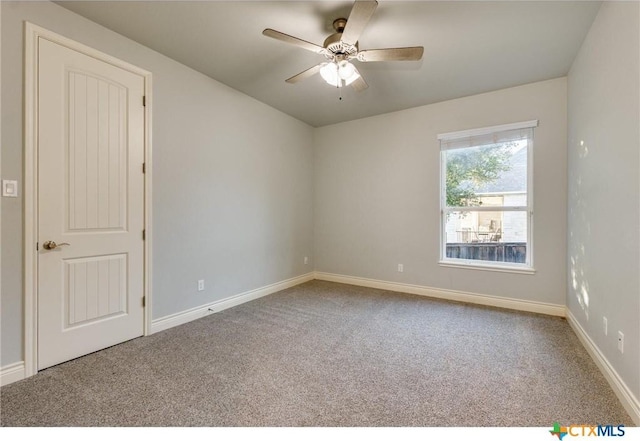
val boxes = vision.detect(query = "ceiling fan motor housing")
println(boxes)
[323,31,358,58]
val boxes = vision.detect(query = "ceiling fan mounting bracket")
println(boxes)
[332,18,348,33]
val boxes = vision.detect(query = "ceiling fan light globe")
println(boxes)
[338,61,356,80]
[320,62,340,87]
[344,70,361,86]
[341,61,361,86]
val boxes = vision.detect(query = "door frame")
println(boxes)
[24,22,153,377]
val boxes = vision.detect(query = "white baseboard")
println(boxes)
[1,362,26,387]
[314,272,566,317]
[566,311,640,425]
[150,272,315,334]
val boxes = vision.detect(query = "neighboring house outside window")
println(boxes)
[438,120,537,272]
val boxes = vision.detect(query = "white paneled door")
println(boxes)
[37,38,146,370]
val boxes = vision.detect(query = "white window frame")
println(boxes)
[438,120,538,274]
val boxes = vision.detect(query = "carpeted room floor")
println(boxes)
[0,280,633,426]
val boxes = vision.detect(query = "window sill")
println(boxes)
[439,260,536,275]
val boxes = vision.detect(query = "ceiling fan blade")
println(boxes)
[357,47,424,62]
[263,29,327,54]
[341,1,378,46]
[285,63,324,84]
[350,68,368,92]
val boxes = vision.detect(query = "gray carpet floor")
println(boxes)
[0,280,633,426]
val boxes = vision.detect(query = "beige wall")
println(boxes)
[314,78,567,305]
[0,1,314,366]
[567,1,640,402]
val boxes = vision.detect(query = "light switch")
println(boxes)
[2,180,18,197]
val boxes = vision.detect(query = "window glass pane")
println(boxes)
[444,140,527,208]
[444,211,528,264]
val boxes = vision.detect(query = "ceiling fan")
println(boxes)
[262,0,424,91]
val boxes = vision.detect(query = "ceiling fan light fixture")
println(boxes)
[344,73,360,86]
[342,64,361,86]
[320,61,360,87]
[338,60,357,80]
[320,62,339,87]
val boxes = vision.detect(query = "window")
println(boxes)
[438,120,537,271]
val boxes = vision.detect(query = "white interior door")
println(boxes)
[37,37,146,370]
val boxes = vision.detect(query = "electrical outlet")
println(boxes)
[2,180,18,197]
[398,263,404,273]
[304,256,309,265]
[603,317,608,336]
[618,331,624,354]
[198,280,205,291]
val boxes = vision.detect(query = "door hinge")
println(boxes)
[142,229,146,240]
[142,296,146,307]
[36,242,39,251]
[142,95,146,107]
[142,162,146,173]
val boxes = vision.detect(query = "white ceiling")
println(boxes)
[56,1,601,127]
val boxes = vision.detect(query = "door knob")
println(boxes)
[43,241,70,250]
